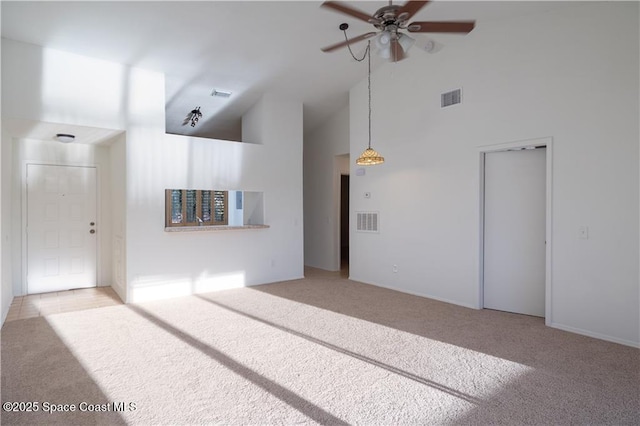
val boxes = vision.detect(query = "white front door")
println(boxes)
[483,148,546,317]
[27,164,97,294]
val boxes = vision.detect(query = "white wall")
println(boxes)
[1,128,14,323]
[303,104,350,270]
[1,39,129,131]
[228,191,243,226]
[109,133,127,301]
[349,2,639,346]
[8,138,114,294]
[1,39,304,303]
[126,93,304,302]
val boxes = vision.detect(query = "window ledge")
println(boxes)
[164,224,269,232]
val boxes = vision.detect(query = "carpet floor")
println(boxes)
[1,267,638,425]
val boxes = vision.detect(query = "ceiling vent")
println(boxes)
[356,211,379,233]
[441,88,462,108]
[211,89,232,98]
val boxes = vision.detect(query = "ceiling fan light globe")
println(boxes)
[376,44,392,59]
[376,31,391,48]
[398,33,415,52]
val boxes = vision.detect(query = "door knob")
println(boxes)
[90,229,96,234]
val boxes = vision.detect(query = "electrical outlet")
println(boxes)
[392,264,398,273]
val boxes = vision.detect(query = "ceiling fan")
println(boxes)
[320,0,475,62]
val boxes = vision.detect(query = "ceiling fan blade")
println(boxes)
[390,38,407,62]
[397,1,430,21]
[408,21,475,33]
[321,32,377,53]
[321,1,374,23]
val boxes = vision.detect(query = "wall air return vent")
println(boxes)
[441,88,462,108]
[356,211,379,233]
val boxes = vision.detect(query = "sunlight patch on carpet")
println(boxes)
[41,288,536,424]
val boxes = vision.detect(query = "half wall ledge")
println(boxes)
[164,225,270,232]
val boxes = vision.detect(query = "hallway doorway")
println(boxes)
[340,174,349,274]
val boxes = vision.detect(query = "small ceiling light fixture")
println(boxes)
[356,41,384,166]
[211,89,232,98]
[55,133,75,143]
[190,106,202,127]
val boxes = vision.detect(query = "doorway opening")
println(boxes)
[340,174,350,273]
[479,137,553,324]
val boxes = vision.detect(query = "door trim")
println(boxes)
[22,161,102,295]
[333,154,350,272]
[477,137,553,325]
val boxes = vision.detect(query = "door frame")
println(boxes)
[477,137,553,325]
[339,173,350,265]
[333,154,350,272]
[22,161,102,295]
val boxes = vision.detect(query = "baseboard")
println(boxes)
[348,275,478,310]
[251,275,306,286]
[549,321,640,348]
[303,262,340,272]
[110,281,126,304]
[1,301,9,326]
[1,287,13,326]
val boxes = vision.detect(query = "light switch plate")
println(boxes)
[579,226,589,239]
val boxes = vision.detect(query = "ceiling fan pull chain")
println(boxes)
[343,27,370,62]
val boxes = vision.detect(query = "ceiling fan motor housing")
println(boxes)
[373,5,407,30]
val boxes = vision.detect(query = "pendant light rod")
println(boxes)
[368,39,372,149]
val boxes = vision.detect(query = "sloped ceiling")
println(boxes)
[1,1,572,140]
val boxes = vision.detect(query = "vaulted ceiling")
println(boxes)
[2,1,571,140]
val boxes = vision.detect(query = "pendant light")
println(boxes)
[356,41,384,166]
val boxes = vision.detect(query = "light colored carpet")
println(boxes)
[2,268,639,425]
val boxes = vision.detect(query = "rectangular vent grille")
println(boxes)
[441,88,462,108]
[211,89,232,98]
[356,212,379,233]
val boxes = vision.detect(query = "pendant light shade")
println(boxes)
[356,147,385,165]
[357,41,384,166]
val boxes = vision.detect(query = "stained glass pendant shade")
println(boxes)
[356,41,384,166]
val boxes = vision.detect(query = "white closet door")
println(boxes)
[484,148,546,317]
